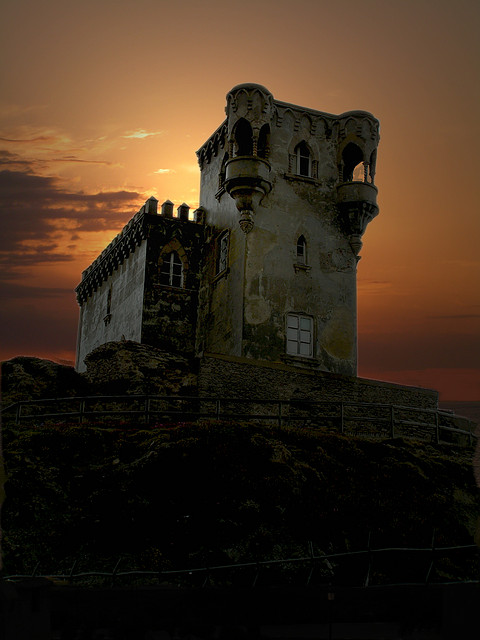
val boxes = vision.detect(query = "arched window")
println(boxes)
[160,251,183,288]
[257,124,270,159]
[218,152,229,189]
[296,235,307,264]
[342,142,363,182]
[217,231,229,275]
[295,141,311,177]
[234,118,253,156]
[286,313,313,357]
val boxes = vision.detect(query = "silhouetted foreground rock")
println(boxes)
[1,341,197,407]
[0,356,86,407]
[83,340,196,396]
[2,419,479,580]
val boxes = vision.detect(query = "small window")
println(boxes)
[234,118,253,156]
[342,142,363,182]
[218,153,229,189]
[106,287,112,315]
[296,236,307,264]
[257,124,270,159]
[160,251,183,287]
[217,232,229,274]
[295,142,311,177]
[104,287,112,325]
[286,314,313,357]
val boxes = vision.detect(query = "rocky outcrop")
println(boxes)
[0,356,86,408]
[1,341,198,410]
[83,340,197,396]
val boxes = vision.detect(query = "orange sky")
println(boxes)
[1,0,479,400]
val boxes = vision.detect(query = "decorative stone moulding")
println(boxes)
[224,156,272,233]
[226,83,275,124]
[336,182,379,257]
[337,181,378,207]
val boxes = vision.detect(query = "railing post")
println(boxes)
[435,412,440,444]
[425,529,436,585]
[390,406,395,438]
[364,530,372,587]
[340,403,344,434]
[145,397,150,425]
[79,400,85,425]
[16,402,22,425]
[216,399,221,420]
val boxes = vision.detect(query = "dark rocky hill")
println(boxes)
[1,345,479,587]
[1,341,197,408]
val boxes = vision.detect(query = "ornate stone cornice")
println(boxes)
[196,95,380,170]
[196,121,228,170]
[75,207,149,304]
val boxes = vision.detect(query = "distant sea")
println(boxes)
[439,401,480,427]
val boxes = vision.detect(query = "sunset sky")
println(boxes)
[1,0,479,400]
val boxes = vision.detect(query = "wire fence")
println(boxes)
[1,394,476,447]
[4,539,479,588]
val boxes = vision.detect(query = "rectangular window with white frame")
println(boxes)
[286,313,313,357]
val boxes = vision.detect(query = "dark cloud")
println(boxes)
[0,167,141,276]
[52,156,114,165]
[0,135,58,143]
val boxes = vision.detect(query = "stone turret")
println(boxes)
[195,84,381,375]
[222,83,275,233]
[336,110,380,257]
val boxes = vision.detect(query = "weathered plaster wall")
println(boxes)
[196,88,370,376]
[198,353,439,409]
[195,148,246,358]
[76,242,147,372]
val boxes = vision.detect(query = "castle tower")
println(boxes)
[196,83,380,375]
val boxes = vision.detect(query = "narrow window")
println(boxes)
[218,153,229,189]
[160,251,183,287]
[342,142,363,182]
[217,232,229,274]
[106,287,112,315]
[296,236,307,264]
[257,124,270,159]
[295,142,311,177]
[104,286,112,325]
[286,314,313,357]
[234,118,253,156]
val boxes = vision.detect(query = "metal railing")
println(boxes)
[1,395,476,446]
[5,540,479,588]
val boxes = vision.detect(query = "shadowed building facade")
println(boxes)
[76,83,380,379]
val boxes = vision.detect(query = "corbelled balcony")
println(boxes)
[336,181,379,257]
[224,156,272,233]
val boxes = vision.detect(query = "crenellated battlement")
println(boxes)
[75,198,203,304]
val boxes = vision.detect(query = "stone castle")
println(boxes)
[75,83,380,377]
[74,83,439,409]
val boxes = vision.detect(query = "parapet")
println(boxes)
[75,197,201,304]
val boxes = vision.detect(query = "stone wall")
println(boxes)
[76,243,147,372]
[141,215,206,357]
[198,352,439,409]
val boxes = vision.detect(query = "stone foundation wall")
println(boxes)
[198,353,439,409]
